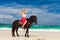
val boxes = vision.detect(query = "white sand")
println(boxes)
[0,29,60,40]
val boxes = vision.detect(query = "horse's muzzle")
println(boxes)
[35,22,37,25]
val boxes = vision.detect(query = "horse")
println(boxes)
[12,15,37,37]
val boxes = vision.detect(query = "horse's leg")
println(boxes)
[12,27,15,37]
[25,28,29,37]
[16,27,19,37]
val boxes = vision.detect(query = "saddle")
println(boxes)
[19,21,23,25]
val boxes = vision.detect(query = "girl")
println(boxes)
[19,9,27,29]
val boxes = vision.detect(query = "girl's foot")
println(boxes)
[22,26,24,29]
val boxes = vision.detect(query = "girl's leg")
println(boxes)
[22,21,27,28]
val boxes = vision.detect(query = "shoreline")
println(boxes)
[0,28,60,32]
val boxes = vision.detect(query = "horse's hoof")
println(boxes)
[17,35,20,37]
[27,35,29,37]
[12,35,15,37]
[25,35,26,37]
[25,34,27,37]
[25,35,29,37]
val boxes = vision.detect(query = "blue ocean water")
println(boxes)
[0,24,60,29]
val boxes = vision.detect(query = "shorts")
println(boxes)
[20,17,26,23]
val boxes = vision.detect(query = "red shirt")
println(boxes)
[20,17,26,23]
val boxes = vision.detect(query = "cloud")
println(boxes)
[0,14,16,24]
[0,6,20,14]
[27,4,60,25]
[0,14,13,18]
[0,3,60,25]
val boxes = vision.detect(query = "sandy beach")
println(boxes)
[0,29,60,40]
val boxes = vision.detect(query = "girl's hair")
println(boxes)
[21,9,26,13]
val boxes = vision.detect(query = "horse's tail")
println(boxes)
[12,20,19,32]
[12,20,16,34]
[12,22,15,33]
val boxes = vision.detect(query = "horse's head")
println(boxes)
[29,15,37,24]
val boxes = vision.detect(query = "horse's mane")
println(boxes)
[26,15,36,21]
[29,15,37,18]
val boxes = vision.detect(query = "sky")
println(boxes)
[0,0,60,25]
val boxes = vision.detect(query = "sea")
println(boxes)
[0,24,60,31]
